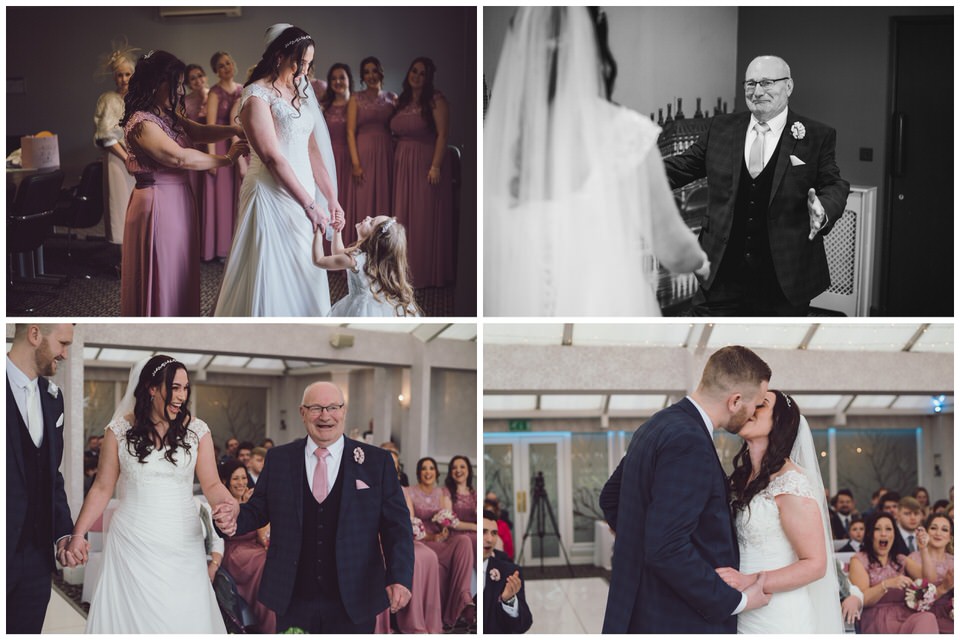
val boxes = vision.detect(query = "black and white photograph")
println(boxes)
[7,6,477,318]
[482,323,953,633]
[483,6,952,317]
[6,322,478,633]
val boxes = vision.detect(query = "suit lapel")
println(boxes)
[726,113,751,206]
[677,398,726,471]
[38,377,59,477]
[293,437,306,529]
[769,109,799,208]
[7,379,26,482]
[337,437,358,523]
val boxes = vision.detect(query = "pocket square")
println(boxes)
[356,479,370,490]
[789,155,806,167]
[56,413,64,428]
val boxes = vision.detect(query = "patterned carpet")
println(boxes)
[8,235,455,317]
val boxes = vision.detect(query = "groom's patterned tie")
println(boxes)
[748,121,771,178]
[26,382,44,447]
[313,448,331,503]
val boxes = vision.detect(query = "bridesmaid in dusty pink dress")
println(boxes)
[390,57,454,288]
[219,460,277,633]
[120,50,246,316]
[443,455,477,567]
[406,457,474,629]
[908,514,954,633]
[321,63,356,243]
[183,64,208,215]
[347,56,396,246]
[203,51,243,261]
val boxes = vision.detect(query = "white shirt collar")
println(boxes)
[305,433,345,458]
[750,105,789,136]
[6,356,36,390]
[685,395,715,437]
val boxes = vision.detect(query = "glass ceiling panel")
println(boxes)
[540,395,605,411]
[572,324,690,347]
[346,324,418,333]
[484,324,565,345]
[792,394,844,411]
[483,395,538,411]
[707,324,809,349]
[848,395,897,409]
[97,348,155,362]
[83,347,101,360]
[891,395,948,411]
[437,324,477,341]
[210,355,251,368]
[608,394,668,411]
[808,324,919,352]
[246,358,286,371]
[162,351,206,366]
[910,324,954,353]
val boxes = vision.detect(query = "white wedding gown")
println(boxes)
[214,82,331,316]
[735,469,820,633]
[85,417,225,633]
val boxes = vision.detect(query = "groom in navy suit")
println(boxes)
[600,346,772,633]
[664,55,850,316]
[221,381,414,633]
[6,324,77,633]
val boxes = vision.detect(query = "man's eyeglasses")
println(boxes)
[302,403,344,416]
[743,77,790,92]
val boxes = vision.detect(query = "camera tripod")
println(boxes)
[517,471,574,576]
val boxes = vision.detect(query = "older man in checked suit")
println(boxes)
[600,346,774,633]
[218,381,414,633]
[664,55,850,316]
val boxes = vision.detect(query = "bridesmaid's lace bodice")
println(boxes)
[448,487,477,524]
[124,111,191,174]
[736,469,816,563]
[857,551,911,586]
[908,551,954,586]
[406,485,444,535]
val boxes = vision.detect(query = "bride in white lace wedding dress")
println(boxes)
[719,390,843,634]
[215,24,342,317]
[67,356,238,633]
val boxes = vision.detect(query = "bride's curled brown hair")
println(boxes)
[728,390,801,513]
[126,354,194,464]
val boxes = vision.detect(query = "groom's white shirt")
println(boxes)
[685,395,748,616]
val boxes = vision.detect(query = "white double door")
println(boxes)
[483,433,573,565]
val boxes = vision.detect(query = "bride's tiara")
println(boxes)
[780,391,792,409]
[152,359,179,377]
[285,34,312,48]
[380,218,397,235]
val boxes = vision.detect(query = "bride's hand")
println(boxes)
[841,595,861,624]
[332,208,345,232]
[66,535,90,566]
[716,566,755,591]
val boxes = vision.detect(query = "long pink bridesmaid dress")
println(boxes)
[202,83,241,260]
[351,90,396,243]
[323,101,356,244]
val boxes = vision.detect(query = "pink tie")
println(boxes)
[313,448,331,503]
[748,121,771,178]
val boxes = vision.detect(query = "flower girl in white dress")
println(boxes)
[314,214,421,317]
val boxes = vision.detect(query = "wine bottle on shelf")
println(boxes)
[665,103,673,123]
[675,98,685,120]
[657,108,664,125]
[694,97,703,118]
[650,112,655,122]
[715,96,722,116]
[722,101,728,114]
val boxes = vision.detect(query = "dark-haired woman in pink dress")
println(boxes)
[444,455,477,567]
[347,56,396,247]
[183,64,209,215]
[390,57,454,288]
[321,63,357,244]
[203,51,243,261]
[120,50,246,316]
[406,457,474,628]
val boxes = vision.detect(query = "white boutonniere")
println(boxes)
[791,121,806,140]
[47,380,59,399]
[353,447,365,464]
[489,567,501,582]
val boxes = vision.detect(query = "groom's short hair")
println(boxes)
[699,346,771,394]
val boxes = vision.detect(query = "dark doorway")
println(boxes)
[880,16,953,316]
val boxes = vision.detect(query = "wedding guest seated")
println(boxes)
[218,459,276,633]
[380,441,409,486]
[83,453,98,496]
[236,441,254,467]
[248,447,266,487]
[406,457,475,629]
[830,488,857,539]
[912,487,931,514]
[931,499,950,515]
[908,513,953,634]
[898,497,924,553]
[879,492,902,517]
[484,498,515,560]
[220,437,239,464]
[482,510,532,633]
[849,512,938,633]
[839,515,865,552]
[260,438,274,449]
[444,455,478,563]
[862,487,889,520]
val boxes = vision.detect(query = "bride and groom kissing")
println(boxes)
[600,345,843,634]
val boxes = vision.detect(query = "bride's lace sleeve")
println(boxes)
[104,416,129,442]
[187,418,211,446]
[767,469,817,500]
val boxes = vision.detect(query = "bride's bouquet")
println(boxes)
[431,508,460,529]
[411,516,426,540]
[904,578,937,612]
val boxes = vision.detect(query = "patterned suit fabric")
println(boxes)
[601,398,740,634]
[663,110,850,305]
[483,550,533,633]
[234,437,414,623]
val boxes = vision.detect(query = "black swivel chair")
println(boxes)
[212,569,258,633]
[53,160,104,257]
[8,169,65,284]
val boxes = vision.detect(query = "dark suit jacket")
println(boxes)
[234,436,414,622]
[484,549,532,634]
[663,109,850,305]
[601,399,740,634]
[6,377,74,568]
[830,509,849,539]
